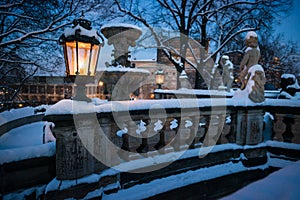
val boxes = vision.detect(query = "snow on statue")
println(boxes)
[234,31,266,103]
[220,55,234,92]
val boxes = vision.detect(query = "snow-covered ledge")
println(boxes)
[44,98,300,116]
[43,98,300,181]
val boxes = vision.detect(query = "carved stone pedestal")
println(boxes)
[45,111,120,180]
[236,109,264,145]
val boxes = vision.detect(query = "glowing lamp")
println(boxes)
[59,17,103,101]
[155,68,165,89]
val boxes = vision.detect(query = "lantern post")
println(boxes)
[59,16,103,101]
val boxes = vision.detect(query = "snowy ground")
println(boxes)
[0,121,55,165]
[222,160,300,200]
[0,121,44,150]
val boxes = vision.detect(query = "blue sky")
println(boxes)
[275,0,300,45]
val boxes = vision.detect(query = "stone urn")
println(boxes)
[98,23,149,100]
[101,23,142,67]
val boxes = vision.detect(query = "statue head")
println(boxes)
[245,31,258,48]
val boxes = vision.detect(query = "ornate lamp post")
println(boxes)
[59,17,103,101]
[155,68,165,89]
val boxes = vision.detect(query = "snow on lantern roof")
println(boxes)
[64,24,99,39]
[59,18,102,45]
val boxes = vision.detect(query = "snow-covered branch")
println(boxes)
[205,27,258,63]
[0,0,24,9]
[0,11,34,20]
[0,14,71,47]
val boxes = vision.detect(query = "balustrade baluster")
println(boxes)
[219,114,231,144]
[228,112,237,143]
[171,117,182,151]
[203,114,222,147]
[273,114,286,142]
[136,120,149,153]
[188,116,200,149]
[291,115,300,144]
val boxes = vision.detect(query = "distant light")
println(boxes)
[98,81,104,87]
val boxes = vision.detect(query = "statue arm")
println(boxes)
[240,52,250,71]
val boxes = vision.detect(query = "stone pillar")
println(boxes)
[45,112,119,180]
[236,109,264,145]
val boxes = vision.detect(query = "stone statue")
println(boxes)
[234,31,266,103]
[238,31,261,90]
[247,65,266,103]
[220,55,234,92]
[278,74,300,99]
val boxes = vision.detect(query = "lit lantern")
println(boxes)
[59,17,103,101]
[155,68,165,89]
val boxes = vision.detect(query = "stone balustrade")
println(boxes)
[43,98,300,182]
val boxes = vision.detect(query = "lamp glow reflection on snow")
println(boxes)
[59,16,103,101]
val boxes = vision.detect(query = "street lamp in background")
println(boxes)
[59,16,103,102]
[155,68,165,89]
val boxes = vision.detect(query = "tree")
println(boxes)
[0,0,116,110]
[258,32,299,88]
[115,0,292,89]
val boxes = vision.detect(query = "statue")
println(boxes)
[278,74,300,99]
[234,31,266,103]
[238,31,261,90]
[220,55,234,92]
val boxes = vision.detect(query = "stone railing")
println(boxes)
[0,113,44,136]
[43,98,300,181]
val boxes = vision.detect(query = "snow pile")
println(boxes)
[45,168,118,192]
[45,99,98,115]
[0,122,45,149]
[233,64,264,102]
[0,121,56,164]
[43,122,56,143]
[281,74,300,89]
[103,161,269,200]
[0,142,55,165]
[136,120,146,135]
[0,105,49,126]
[222,160,300,200]
[116,128,128,137]
[43,98,300,116]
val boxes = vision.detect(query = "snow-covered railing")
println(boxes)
[42,98,300,181]
[0,105,49,136]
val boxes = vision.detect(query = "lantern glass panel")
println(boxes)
[65,41,99,76]
[89,45,99,76]
[156,74,165,85]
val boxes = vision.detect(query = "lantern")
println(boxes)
[59,17,103,101]
[155,68,165,89]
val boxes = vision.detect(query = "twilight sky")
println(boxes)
[275,0,300,45]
